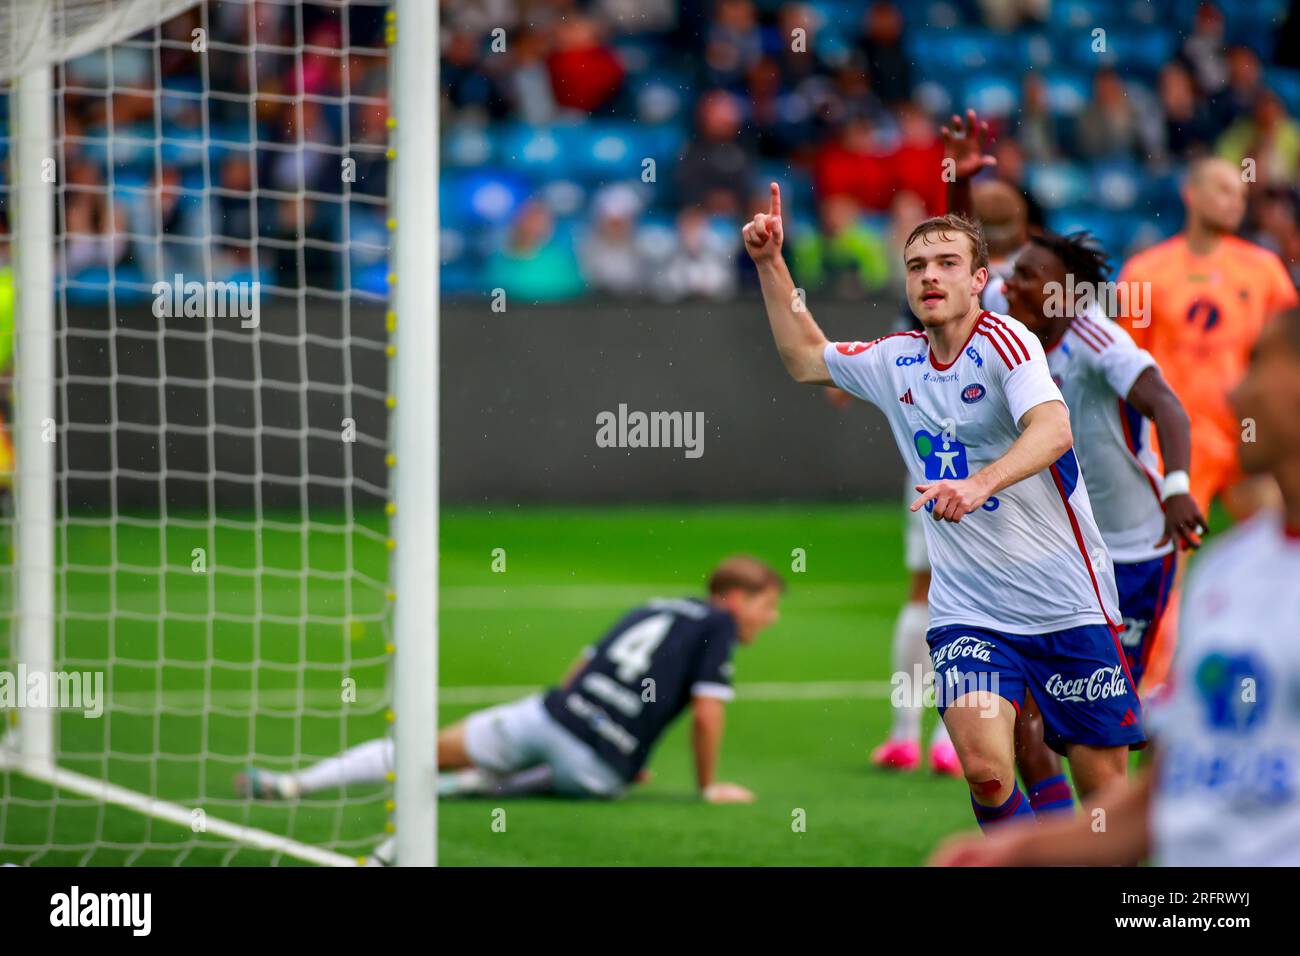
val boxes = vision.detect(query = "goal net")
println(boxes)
[0,0,424,866]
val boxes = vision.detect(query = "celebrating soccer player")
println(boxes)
[931,306,1300,866]
[745,184,1142,829]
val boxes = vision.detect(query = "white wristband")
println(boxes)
[1161,470,1190,501]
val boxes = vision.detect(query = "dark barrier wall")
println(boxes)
[60,296,908,508]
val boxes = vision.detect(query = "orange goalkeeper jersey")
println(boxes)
[1119,234,1298,440]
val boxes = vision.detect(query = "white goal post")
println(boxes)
[0,0,437,867]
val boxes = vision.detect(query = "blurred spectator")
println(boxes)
[62,160,129,276]
[547,15,626,114]
[790,194,890,298]
[676,90,757,215]
[213,153,255,274]
[1156,62,1217,163]
[1207,46,1264,131]
[129,165,204,281]
[821,57,891,133]
[653,208,737,302]
[580,184,649,296]
[704,0,764,89]
[1217,90,1300,186]
[483,201,586,303]
[1249,186,1300,287]
[1013,73,1059,163]
[892,103,946,215]
[1075,68,1159,162]
[443,31,510,119]
[1179,2,1229,94]
[977,0,1048,32]
[265,198,335,290]
[814,116,895,212]
[774,3,828,89]
[504,29,559,124]
[856,2,912,105]
[745,56,815,159]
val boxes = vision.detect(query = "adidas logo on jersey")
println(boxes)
[899,389,914,405]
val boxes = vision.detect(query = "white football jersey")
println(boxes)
[824,310,1120,635]
[1150,513,1300,866]
[1046,313,1170,564]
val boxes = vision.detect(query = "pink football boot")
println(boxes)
[928,739,962,777]
[870,738,921,771]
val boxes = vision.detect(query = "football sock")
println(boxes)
[1027,773,1075,816]
[293,737,393,795]
[971,785,1034,831]
[889,600,931,742]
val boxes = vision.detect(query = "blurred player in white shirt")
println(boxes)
[933,307,1300,866]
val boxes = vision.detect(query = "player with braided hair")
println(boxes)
[1001,230,1204,814]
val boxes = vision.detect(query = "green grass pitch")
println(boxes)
[1,501,1028,865]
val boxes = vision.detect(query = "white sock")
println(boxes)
[293,737,393,795]
[889,600,931,742]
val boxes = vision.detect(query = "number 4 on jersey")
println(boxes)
[606,612,673,682]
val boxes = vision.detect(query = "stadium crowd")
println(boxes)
[442,0,1300,303]
[3,0,1298,305]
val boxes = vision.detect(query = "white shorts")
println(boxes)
[463,694,626,798]
[903,479,930,573]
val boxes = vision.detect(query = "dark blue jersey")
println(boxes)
[542,597,737,781]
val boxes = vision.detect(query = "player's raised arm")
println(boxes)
[744,183,833,386]
[1124,366,1206,549]
[912,400,1073,521]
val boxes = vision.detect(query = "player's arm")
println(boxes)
[691,695,754,804]
[940,108,996,219]
[744,183,833,386]
[912,400,1073,522]
[931,763,1153,867]
[1125,366,1206,548]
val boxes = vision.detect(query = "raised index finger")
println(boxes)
[769,181,781,218]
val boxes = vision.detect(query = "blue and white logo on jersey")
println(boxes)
[896,352,927,366]
[914,429,968,480]
[965,346,983,367]
[961,383,986,405]
[1195,652,1268,734]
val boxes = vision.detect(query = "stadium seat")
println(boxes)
[1026,162,1092,209]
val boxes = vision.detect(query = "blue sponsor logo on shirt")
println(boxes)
[1196,652,1268,734]
[896,353,927,366]
[965,346,983,367]
[961,383,986,405]
[913,429,968,480]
